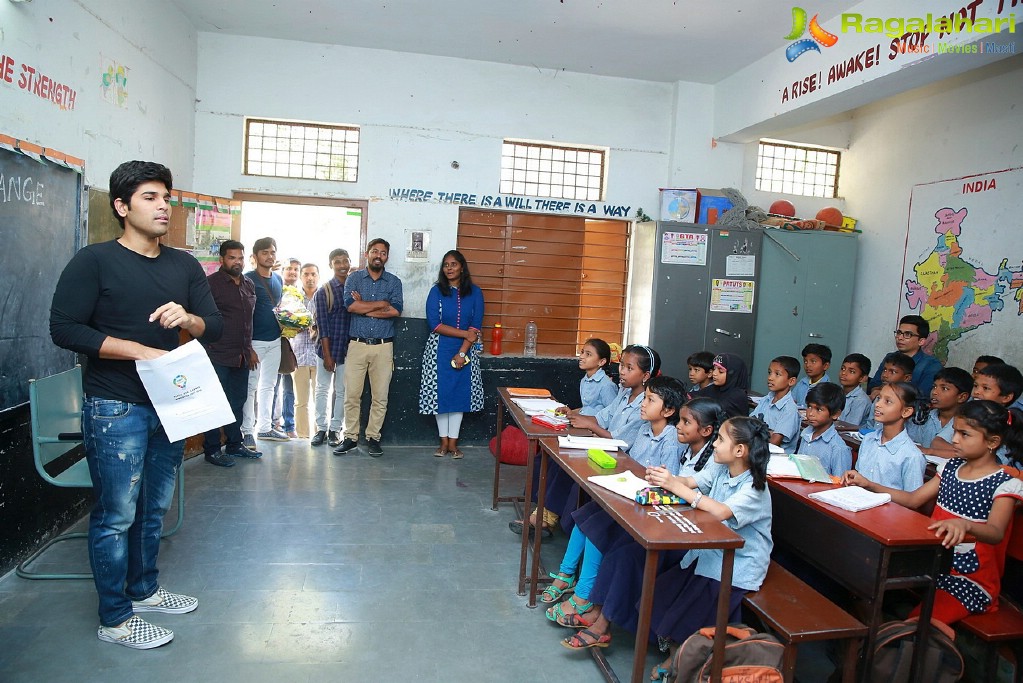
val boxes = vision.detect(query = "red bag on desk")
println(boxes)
[489,425,528,466]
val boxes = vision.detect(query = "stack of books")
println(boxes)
[531,412,570,430]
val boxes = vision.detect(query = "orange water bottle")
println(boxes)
[490,323,503,356]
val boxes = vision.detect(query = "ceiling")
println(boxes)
[169,0,847,84]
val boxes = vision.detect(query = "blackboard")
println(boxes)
[0,147,81,410]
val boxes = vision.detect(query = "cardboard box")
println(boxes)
[659,188,698,222]
[696,188,734,225]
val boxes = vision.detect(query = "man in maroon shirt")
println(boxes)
[202,240,260,465]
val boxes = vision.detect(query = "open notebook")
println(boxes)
[808,486,891,512]
[588,471,649,499]
[767,453,834,483]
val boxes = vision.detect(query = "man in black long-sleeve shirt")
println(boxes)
[50,161,223,650]
[202,239,258,466]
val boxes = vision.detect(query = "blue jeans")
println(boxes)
[273,373,295,432]
[83,397,183,626]
[205,364,249,453]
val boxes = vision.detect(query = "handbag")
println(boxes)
[256,272,297,374]
[278,337,297,374]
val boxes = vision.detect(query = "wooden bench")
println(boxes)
[743,561,868,683]
[958,597,1023,682]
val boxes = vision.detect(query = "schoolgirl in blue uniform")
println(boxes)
[542,377,686,621]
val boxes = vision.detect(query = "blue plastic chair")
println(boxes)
[17,366,185,580]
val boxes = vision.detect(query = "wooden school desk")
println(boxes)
[534,437,744,683]
[492,387,592,599]
[493,386,590,511]
[768,478,952,683]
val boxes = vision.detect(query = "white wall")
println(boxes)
[0,0,197,189]
[740,114,854,219]
[841,55,1023,367]
[192,33,745,315]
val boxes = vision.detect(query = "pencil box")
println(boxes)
[634,486,687,506]
[587,448,617,468]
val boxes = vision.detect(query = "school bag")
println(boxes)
[871,618,964,682]
[668,624,784,682]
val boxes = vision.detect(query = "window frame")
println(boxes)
[243,117,360,183]
[754,139,841,199]
[500,139,608,202]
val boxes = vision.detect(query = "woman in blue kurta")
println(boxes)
[419,250,485,458]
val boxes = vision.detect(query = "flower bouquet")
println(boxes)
[275,285,313,339]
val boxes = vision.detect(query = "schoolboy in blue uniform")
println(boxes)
[909,366,972,456]
[972,363,1023,464]
[862,353,914,431]
[795,383,853,476]
[791,343,832,406]
[838,353,872,426]
[750,356,801,451]
[686,350,714,397]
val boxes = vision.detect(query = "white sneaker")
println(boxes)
[131,586,199,614]
[97,615,174,649]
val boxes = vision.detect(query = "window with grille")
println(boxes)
[500,140,606,201]
[244,118,359,182]
[458,209,628,357]
[754,140,840,198]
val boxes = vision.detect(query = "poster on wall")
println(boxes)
[900,167,1023,367]
[406,229,430,262]
[710,279,755,313]
[661,231,707,265]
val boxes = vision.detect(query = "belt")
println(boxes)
[352,337,394,345]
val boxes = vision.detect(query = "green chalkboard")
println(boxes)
[0,148,81,409]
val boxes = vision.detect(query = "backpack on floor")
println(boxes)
[871,618,964,682]
[669,624,784,683]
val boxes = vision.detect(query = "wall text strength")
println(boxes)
[387,188,632,218]
[0,53,77,111]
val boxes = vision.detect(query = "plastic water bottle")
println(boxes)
[524,320,538,357]
[490,323,503,356]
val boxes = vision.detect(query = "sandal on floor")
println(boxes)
[433,448,447,457]
[545,595,592,626]
[539,572,576,604]
[561,628,611,650]
[556,610,595,628]
[451,449,464,459]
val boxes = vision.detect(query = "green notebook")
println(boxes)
[789,453,832,483]
[767,453,833,483]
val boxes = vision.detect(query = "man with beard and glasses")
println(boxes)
[334,238,403,458]
[202,239,260,465]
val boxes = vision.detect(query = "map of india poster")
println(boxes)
[901,167,1023,368]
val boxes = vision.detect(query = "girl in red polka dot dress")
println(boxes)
[845,400,1023,623]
